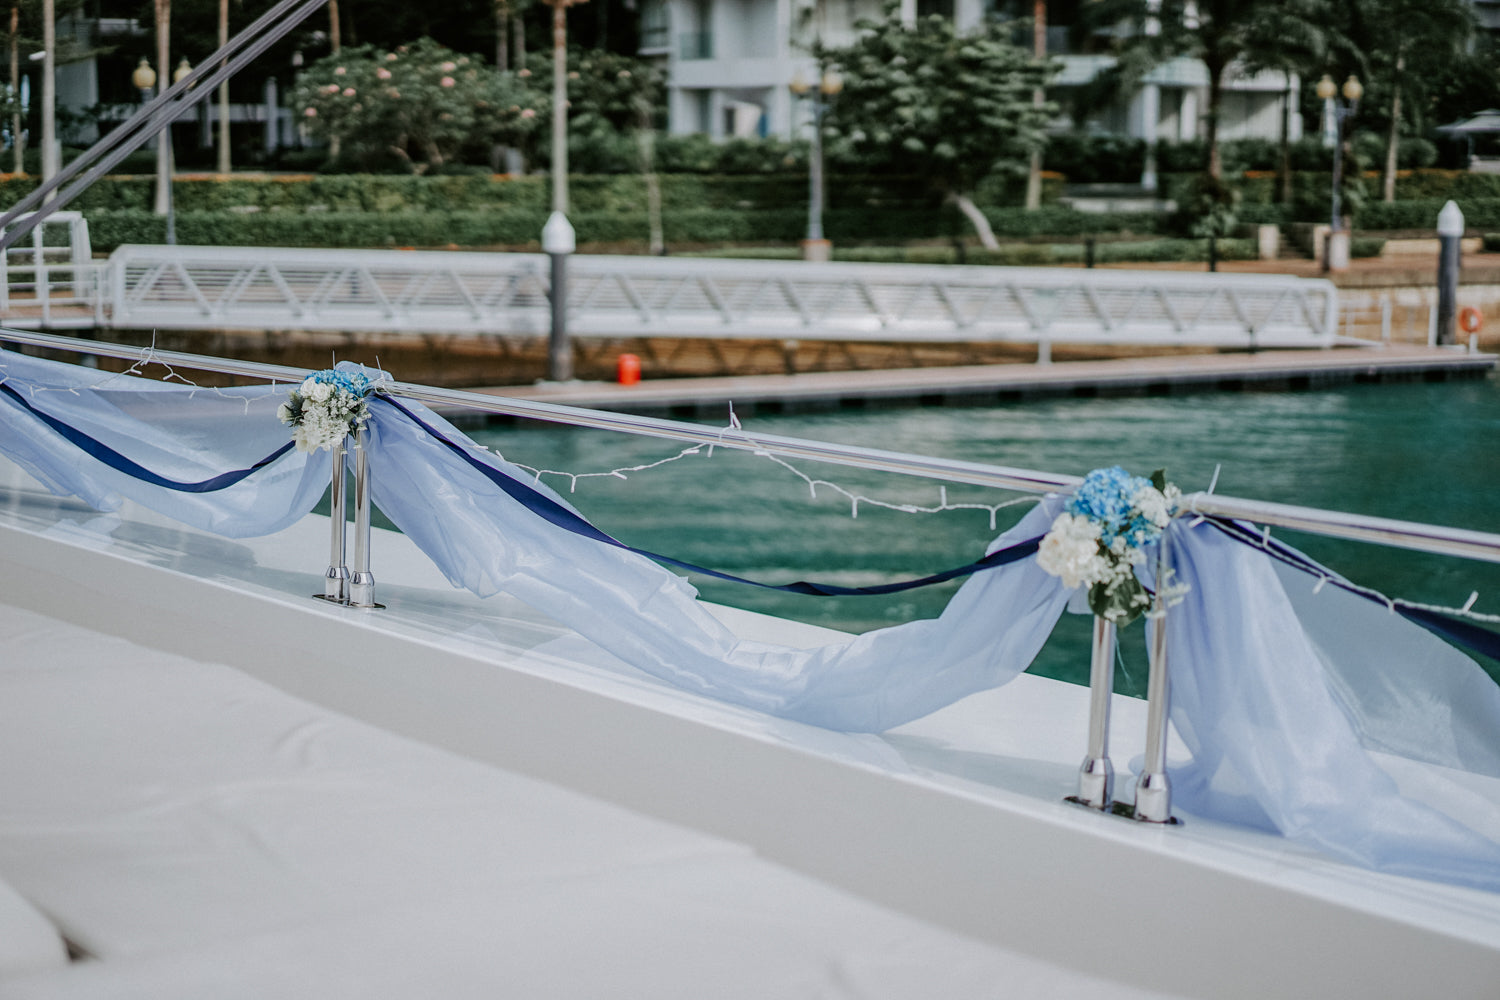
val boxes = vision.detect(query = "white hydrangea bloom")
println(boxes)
[1132,484,1172,529]
[1036,512,1108,590]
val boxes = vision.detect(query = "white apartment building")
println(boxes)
[640,0,1301,181]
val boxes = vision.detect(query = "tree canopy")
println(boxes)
[818,8,1053,246]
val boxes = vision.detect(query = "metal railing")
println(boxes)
[5,327,1499,828]
[95,244,1339,351]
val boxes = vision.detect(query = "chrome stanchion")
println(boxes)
[1134,538,1177,824]
[317,436,349,603]
[1069,615,1116,810]
[347,422,384,609]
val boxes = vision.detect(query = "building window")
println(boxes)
[640,0,669,51]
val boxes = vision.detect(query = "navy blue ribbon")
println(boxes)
[375,394,1042,597]
[0,381,294,493]
[10,376,1498,661]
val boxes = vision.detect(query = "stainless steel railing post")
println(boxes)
[347,421,383,609]
[1134,537,1175,824]
[320,436,350,603]
[1072,615,1116,809]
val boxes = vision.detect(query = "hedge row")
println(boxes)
[84,208,794,249]
[1357,198,1500,231]
[10,169,1496,221]
[81,204,1183,252]
[0,172,1061,216]
[690,239,1262,265]
[1043,135,1448,185]
[1486,233,1500,253]
[832,238,1260,265]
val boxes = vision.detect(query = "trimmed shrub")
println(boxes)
[1351,237,1387,258]
[1042,134,1146,184]
[1485,233,1500,252]
[690,238,1257,266]
[982,207,1166,238]
[1357,198,1500,231]
[1393,171,1500,201]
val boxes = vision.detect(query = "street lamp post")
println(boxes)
[540,0,586,382]
[789,69,842,263]
[163,58,192,245]
[1316,73,1362,272]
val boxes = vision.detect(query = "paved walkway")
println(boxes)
[476,344,1495,416]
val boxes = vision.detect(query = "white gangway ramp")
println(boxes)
[102,244,1339,349]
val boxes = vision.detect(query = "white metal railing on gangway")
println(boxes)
[100,244,1340,350]
[3,327,1497,830]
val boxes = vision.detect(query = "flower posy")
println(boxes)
[277,369,375,453]
[1036,466,1182,626]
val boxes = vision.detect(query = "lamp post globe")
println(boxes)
[173,58,192,85]
[132,57,156,98]
[1321,73,1360,272]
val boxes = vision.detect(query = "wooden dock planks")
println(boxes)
[472,345,1496,417]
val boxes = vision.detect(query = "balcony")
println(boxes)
[679,31,713,60]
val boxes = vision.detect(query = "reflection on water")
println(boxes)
[470,375,1500,696]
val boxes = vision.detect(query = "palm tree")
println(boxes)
[1081,0,1330,180]
[216,0,231,173]
[9,2,23,175]
[1238,0,1343,203]
[152,0,170,215]
[1350,0,1474,201]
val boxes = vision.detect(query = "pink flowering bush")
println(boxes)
[293,38,541,171]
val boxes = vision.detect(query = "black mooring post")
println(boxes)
[1436,200,1464,347]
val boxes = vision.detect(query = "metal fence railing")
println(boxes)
[90,245,1340,353]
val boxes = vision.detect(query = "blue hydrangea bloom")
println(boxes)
[308,369,374,398]
[1066,466,1161,549]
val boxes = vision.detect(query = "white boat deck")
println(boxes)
[1,454,1499,998]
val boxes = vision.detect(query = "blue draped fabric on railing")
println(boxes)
[4,348,1500,893]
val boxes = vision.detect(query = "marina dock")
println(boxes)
[474,344,1496,417]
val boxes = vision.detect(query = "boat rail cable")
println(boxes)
[10,326,1500,829]
[0,0,328,253]
[6,327,1500,567]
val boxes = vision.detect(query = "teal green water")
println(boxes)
[468,375,1500,697]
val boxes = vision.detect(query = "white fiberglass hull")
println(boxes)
[1,455,1499,998]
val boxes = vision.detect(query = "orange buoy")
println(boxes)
[1459,306,1483,334]
[616,353,641,386]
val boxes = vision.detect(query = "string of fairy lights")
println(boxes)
[3,345,1498,628]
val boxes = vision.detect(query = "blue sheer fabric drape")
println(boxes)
[1163,520,1500,890]
[3,351,1500,891]
[0,350,326,537]
[363,396,1072,732]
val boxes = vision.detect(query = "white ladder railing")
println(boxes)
[101,244,1340,349]
[0,211,105,329]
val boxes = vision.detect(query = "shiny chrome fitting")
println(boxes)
[1133,771,1173,823]
[1075,755,1114,810]
[1069,616,1117,811]
[322,565,350,603]
[348,571,382,609]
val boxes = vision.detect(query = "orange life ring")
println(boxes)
[1459,306,1483,334]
